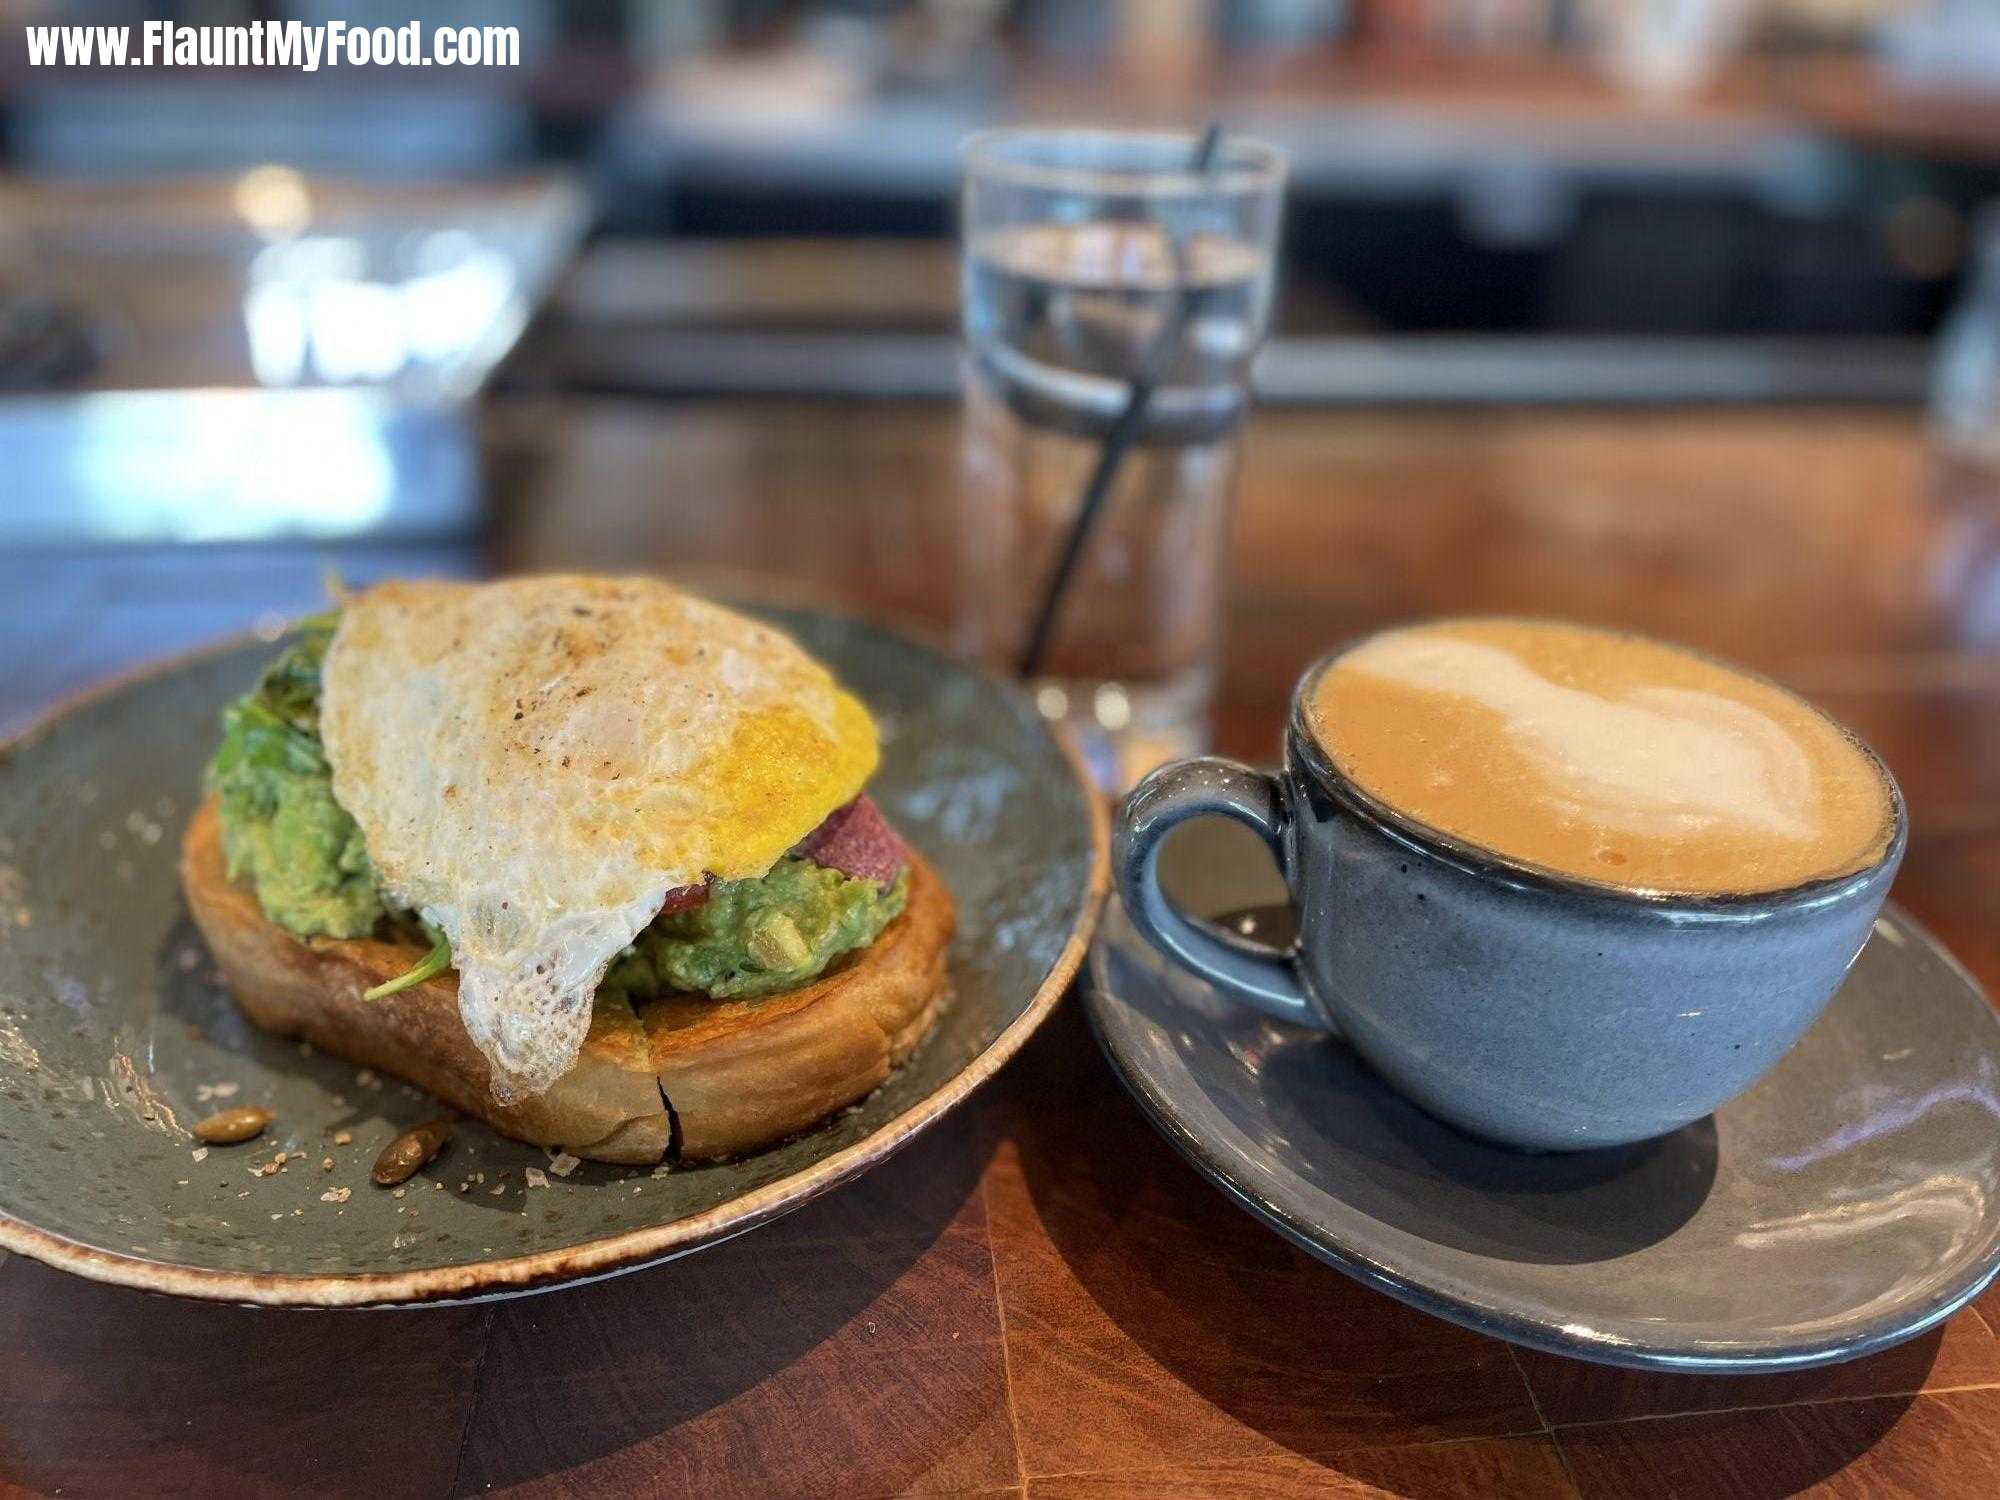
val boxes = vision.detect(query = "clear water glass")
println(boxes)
[956,129,1285,790]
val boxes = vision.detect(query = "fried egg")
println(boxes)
[320,576,878,1100]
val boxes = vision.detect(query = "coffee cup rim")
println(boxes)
[1287,616,1909,919]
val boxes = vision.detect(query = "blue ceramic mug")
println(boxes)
[1112,651,1907,1152]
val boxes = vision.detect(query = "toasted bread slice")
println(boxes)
[179,797,953,1164]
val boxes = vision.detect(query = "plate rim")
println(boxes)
[0,613,1110,1307]
[1086,896,2000,1373]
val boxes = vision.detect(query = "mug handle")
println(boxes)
[1113,758,1333,1032]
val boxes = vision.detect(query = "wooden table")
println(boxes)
[7,402,2000,1498]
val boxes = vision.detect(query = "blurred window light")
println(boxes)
[243,282,311,386]
[403,249,516,366]
[69,392,394,542]
[415,229,480,273]
[251,235,368,284]
[240,231,521,391]
[308,277,408,383]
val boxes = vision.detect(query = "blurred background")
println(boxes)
[7,0,2000,752]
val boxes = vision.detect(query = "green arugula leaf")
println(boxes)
[363,934,452,1000]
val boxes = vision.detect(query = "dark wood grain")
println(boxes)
[1023,1436,1579,1498]
[451,1111,1017,1499]
[984,1004,1542,1478]
[9,398,2000,1497]
[1513,1310,1994,1429]
[1557,1388,2000,1499]
[0,1255,489,1499]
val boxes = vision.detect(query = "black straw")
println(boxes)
[1016,122,1224,680]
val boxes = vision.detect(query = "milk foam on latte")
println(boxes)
[1308,619,1895,895]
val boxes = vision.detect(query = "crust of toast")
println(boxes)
[179,797,953,1164]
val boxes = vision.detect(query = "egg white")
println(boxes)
[320,576,878,1100]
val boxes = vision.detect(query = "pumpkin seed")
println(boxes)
[372,1119,451,1185]
[193,1106,273,1144]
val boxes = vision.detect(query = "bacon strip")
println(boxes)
[657,796,904,916]
[793,795,908,887]
[657,876,713,915]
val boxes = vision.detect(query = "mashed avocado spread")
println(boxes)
[206,619,905,1001]
[604,859,907,1002]
[207,615,383,939]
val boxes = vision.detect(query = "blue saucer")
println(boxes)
[1085,822,2000,1372]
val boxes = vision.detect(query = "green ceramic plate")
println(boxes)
[0,605,1106,1305]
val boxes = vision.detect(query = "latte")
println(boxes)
[1307,619,1896,895]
